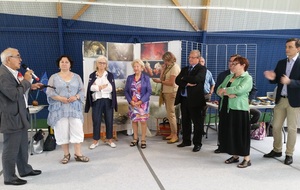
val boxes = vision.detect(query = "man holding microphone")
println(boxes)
[0,47,43,185]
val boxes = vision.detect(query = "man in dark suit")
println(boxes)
[175,50,207,152]
[263,38,300,165]
[0,48,43,185]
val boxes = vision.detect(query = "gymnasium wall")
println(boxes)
[0,13,299,119]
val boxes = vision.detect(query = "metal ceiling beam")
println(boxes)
[171,0,199,31]
[200,0,211,31]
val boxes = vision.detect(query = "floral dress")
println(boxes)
[128,78,150,122]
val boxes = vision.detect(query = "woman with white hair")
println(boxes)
[85,55,118,149]
[125,59,152,149]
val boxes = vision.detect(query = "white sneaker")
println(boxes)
[89,142,99,149]
[107,141,116,148]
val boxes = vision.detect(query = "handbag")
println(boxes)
[44,126,56,151]
[32,129,44,154]
[250,122,266,140]
[159,117,171,136]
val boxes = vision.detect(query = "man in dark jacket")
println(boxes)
[263,38,300,165]
[175,50,206,152]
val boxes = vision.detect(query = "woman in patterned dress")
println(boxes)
[125,59,152,149]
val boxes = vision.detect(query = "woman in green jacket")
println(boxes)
[217,56,253,168]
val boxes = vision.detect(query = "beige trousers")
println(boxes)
[272,98,300,156]
[163,92,177,134]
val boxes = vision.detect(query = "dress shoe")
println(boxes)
[177,142,191,147]
[4,178,27,185]
[214,148,221,154]
[20,170,42,177]
[263,150,282,158]
[192,145,201,152]
[284,155,293,165]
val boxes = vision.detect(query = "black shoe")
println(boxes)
[214,148,221,154]
[284,156,293,165]
[263,150,282,158]
[177,142,191,147]
[20,170,42,177]
[192,145,201,152]
[4,178,27,185]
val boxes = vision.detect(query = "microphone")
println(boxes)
[40,84,56,89]
[21,64,40,81]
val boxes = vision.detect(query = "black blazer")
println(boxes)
[84,71,118,113]
[175,64,206,108]
[270,57,300,107]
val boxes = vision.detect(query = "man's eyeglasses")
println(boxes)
[188,56,199,59]
[9,55,22,59]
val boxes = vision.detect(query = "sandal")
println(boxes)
[61,153,70,164]
[74,154,89,162]
[225,156,239,164]
[130,138,139,147]
[238,160,251,168]
[141,140,146,149]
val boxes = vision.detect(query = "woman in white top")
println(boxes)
[85,55,118,149]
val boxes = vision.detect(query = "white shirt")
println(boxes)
[4,64,29,108]
[281,53,299,96]
[90,71,112,101]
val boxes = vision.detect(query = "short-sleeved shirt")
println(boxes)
[162,63,181,93]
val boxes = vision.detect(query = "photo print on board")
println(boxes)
[108,43,134,61]
[83,41,106,58]
[141,42,167,61]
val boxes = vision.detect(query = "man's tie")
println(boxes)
[181,66,193,96]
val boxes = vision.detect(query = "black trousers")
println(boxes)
[180,97,204,146]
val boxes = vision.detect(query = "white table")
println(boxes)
[29,105,46,155]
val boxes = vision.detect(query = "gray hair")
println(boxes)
[190,50,201,57]
[1,47,17,64]
[94,55,109,71]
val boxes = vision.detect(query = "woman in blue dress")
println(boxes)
[125,59,152,149]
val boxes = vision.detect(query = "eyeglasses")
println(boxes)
[188,56,199,59]
[97,62,106,65]
[9,55,22,59]
[231,62,240,66]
